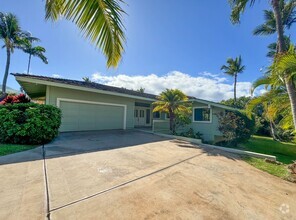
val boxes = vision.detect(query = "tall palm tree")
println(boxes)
[229,0,296,129]
[253,0,296,36]
[45,0,126,68]
[21,39,48,73]
[0,13,36,94]
[0,12,21,94]
[253,0,296,57]
[221,56,245,104]
[153,89,189,133]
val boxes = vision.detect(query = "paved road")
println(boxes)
[0,130,295,219]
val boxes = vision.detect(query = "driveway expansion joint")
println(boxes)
[49,152,203,213]
[42,144,51,220]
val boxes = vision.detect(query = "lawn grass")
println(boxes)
[220,135,296,182]
[243,157,291,180]
[239,135,296,164]
[0,143,37,156]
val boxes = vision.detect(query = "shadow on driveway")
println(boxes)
[0,130,240,166]
[0,130,173,165]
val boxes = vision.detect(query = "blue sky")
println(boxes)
[0,0,291,101]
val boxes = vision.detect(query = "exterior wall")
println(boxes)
[46,86,138,129]
[190,102,225,142]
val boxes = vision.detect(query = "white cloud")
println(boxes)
[52,74,62,78]
[91,71,253,102]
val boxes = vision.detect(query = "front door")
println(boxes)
[134,107,151,126]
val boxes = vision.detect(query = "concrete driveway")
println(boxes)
[0,130,295,220]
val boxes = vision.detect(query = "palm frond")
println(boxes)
[251,76,271,94]
[45,0,126,67]
[229,0,257,24]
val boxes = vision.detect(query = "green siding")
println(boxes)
[190,103,224,142]
[46,86,136,130]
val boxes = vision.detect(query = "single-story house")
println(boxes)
[12,73,236,142]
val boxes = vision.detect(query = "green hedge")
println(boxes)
[0,103,61,144]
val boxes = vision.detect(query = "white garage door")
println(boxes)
[58,99,126,132]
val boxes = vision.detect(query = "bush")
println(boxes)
[217,110,255,146]
[179,128,203,139]
[0,103,61,144]
[0,94,31,105]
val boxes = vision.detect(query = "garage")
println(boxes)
[58,98,126,132]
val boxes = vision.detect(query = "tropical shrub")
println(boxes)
[175,110,192,131]
[0,103,61,144]
[217,111,255,146]
[179,128,203,140]
[0,94,30,105]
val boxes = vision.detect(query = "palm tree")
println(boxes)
[229,0,296,129]
[153,89,190,133]
[45,0,126,68]
[221,56,245,104]
[82,77,92,82]
[253,0,296,58]
[267,36,291,58]
[248,75,292,140]
[0,13,37,94]
[0,12,21,94]
[253,0,296,36]
[21,39,48,73]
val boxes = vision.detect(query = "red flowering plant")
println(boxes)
[0,94,31,105]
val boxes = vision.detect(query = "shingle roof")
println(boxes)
[12,73,157,100]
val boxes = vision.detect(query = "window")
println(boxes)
[140,110,145,118]
[153,111,160,119]
[166,113,170,119]
[134,110,138,117]
[193,107,211,122]
[146,109,150,123]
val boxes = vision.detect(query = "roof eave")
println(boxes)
[188,99,238,111]
[15,76,156,102]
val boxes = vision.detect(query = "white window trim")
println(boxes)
[192,106,212,123]
[56,98,127,130]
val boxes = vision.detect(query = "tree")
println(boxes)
[21,38,48,74]
[217,111,255,146]
[247,63,294,140]
[82,77,92,83]
[221,96,252,109]
[137,87,145,93]
[228,0,296,129]
[153,89,190,133]
[0,12,37,94]
[253,1,296,36]
[45,0,126,67]
[221,56,245,104]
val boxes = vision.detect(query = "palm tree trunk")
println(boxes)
[2,48,11,94]
[234,74,237,104]
[169,109,174,133]
[270,121,277,140]
[272,0,296,129]
[27,54,31,74]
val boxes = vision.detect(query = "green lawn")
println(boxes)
[232,136,296,182]
[239,135,296,164]
[244,157,291,180]
[0,143,37,156]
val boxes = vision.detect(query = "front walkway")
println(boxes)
[0,130,295,219]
